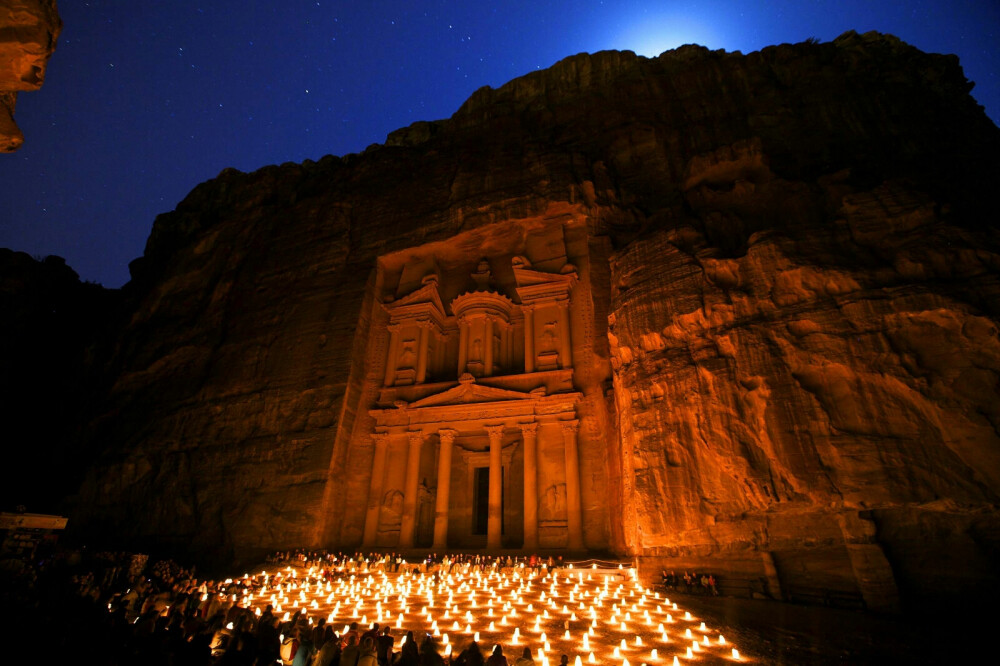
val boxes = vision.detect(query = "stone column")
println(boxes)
[484,316,495,376]
[416,323,430,384]
[523,307,535,373]
[561,420,584,550]
[362,432,390,548]
[432,429,456,550]
[384,324,401,386]
[457,317,469,376]
[557,302,573,369]
[520,422,539,551]
[399,430,424,548]
[485,424,505,550]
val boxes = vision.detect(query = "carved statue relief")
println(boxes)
[472,259,493,291]
[492,329,502,370]
[399,339,417,367]
[540,321,559,352]
[380,490,403,528]
[417,478,435,543]
[540,483,567,521]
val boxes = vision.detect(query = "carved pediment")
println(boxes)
[387,280,446,314]
[513,265,576,286]
[407,374,534,408]
[513,263,577,304]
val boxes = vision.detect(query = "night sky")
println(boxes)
[2,1,997,288]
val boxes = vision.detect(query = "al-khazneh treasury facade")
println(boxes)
[334,217,613,552]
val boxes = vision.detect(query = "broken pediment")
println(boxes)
[386,277,443,309]
[384,278,448,326]
[406,373,537,408]
[513,262,577,305]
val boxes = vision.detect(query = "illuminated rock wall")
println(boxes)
[71,32,999,609]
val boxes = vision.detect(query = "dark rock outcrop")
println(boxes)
[0,250,118,512]
[43,32,1000,610]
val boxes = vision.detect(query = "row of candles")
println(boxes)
[228,563,744,664]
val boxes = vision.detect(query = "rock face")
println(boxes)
[0,0,60,151]
[67,32,999,611]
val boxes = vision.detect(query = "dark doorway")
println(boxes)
[472,466,504,535]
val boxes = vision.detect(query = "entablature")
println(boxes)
[376,368,574,407]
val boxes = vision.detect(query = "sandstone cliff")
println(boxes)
[70,32,999,611]
[0,0,60,151]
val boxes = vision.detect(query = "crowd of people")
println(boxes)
[660,570,718,596]
[265,550,568,577]
[1,547,582,666]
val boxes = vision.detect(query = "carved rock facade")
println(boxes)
[69,33,1000,612]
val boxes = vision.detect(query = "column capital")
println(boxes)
[387,322,403,333]
[484,424,505,443]
[407,430,425,445]
[438,428,458,446]
[371,431,390,446]
[518,421,538,437]
[559,419,580,436]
